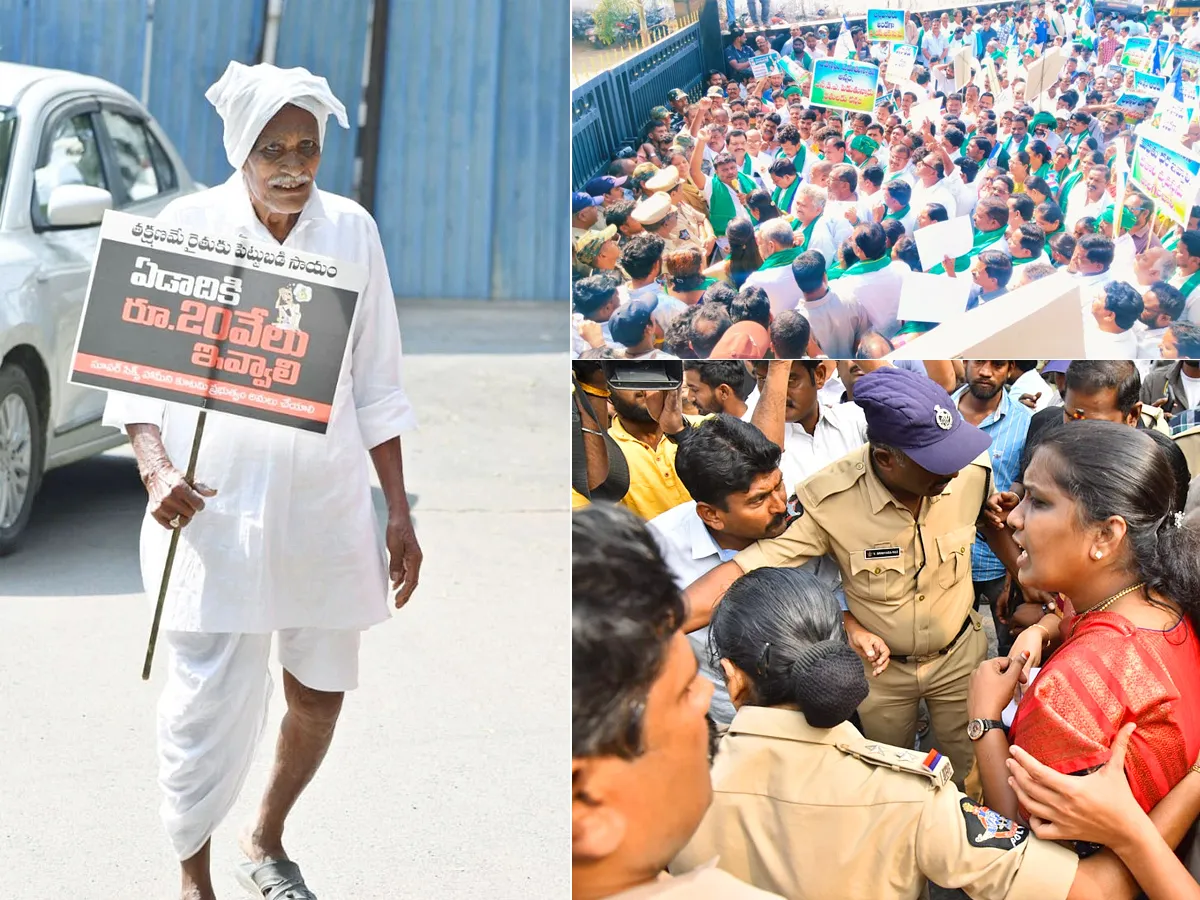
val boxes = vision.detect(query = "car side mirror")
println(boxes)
[47,184,112,227]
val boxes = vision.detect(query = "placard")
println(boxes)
[751,52,780,79]
[913,215,975,272]
[808,58,881,114]
[897,271,972,323]
[1130,132,1200,226]
[1132,70,1167,95]
[1115,91,1157,122]
[889,273,1085,357]
[1176,47,1200,79]
[867,9,906,42]
[1120,36,1156,71]
[887,43,918,85]
[69,211,365,433]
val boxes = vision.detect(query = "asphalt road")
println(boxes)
[0,302,568,899]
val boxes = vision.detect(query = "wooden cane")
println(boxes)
[141,410,208,680]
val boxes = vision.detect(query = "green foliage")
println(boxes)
[595,0,640,46]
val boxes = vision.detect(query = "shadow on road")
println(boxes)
[0,448,419,598]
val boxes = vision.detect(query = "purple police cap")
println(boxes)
[854,367,992,476]
[1041,360,1070,375]
[584,175,628,196]
[573,191,605,214]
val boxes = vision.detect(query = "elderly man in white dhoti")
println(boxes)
[102,61,422,900]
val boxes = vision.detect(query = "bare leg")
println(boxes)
[180,839,216,900]
[240,669,344,863]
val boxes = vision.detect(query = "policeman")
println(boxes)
[671,565,1180,899]
[684,367,1017,785]
[643,165,715,257]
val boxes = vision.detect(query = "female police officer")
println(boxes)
[669,567,1200,900]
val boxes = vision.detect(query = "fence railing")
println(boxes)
[572,9,702,87]
[571,20,706,189]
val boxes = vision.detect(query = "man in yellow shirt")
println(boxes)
[608,382,701,520]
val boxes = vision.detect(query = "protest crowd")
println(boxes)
[571,2,1200,360]
[573,357,1200,899]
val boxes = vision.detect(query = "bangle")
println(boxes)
[580,427,604,436]
[1029,622,1052,647]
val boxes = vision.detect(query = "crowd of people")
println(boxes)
[573,357,1200,899]
[571,3,1200,360]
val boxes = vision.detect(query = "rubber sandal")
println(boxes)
[236,858,318,900]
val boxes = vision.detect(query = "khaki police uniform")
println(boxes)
[1175,423,1200,480]
[610,862,784,899]
[734,444,993,785]
[671,706,1079,900]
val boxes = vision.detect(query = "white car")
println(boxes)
[0,62,200,554]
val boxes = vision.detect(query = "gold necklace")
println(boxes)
[1084,582,1145,617]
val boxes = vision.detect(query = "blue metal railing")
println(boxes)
[572,22,706,189]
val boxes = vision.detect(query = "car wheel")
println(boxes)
[0,363,45,556]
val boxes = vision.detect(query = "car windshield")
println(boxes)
[0,107,14,216]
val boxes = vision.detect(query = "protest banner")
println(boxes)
[890,274,1085,357]
[907,96,943,130]
[953,46,972,90]
[70,210,364,435]
[887,43,918,84]
[866,9,906,42]
[1132,70,1167,95]
[1130,132,1200,225]
[809,58,880,114]
[1115,91,1157,122]
[1120,36,1156,71]
[1176,47,1200,79]
[751,52,780,79]
[896,272,972,323]
[1153,96,1190,138]
[1024,49,1065,104]
[777,54,809,89]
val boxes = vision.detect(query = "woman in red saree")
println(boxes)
[969,422,1200,821]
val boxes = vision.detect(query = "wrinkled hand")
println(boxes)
[1007,722,1141,846]
[968,652,1029,720]
[1019,391,1041,409]
[848,625,891,676]
[386,508,423,609]
[144,464,216,530]
[984,490,1020,530]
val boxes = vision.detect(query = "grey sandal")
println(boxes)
[236,858,318,900]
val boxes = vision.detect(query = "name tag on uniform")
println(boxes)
[864,547,901,560]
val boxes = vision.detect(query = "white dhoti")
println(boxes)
[158,628,361,861]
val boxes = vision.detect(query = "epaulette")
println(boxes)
[802,452,869,506]
[836,739,955,787]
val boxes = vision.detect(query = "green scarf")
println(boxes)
[1010,251,1043,266]
[1031,163,1053,185]
[1064,130,1089,154]
[741,153,755,177]
[1058,170,1083,215]
[736,172,757,194]
[996,133,1029,170]
[1163,230,1181,252]
[826,263,849,282]
[1043,225,1062,254]
[840,255,892,277]
[708,178,739,237]
[928,227,1006,274]
[795,216,819,249]
[772,177,800,215]
[1180,268,1200,300]
[883,204,911,222]
[777,144,807,176]
[800,49,814,71]
[760,247,804,270]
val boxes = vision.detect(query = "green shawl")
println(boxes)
[883,204,911,222]
[1058,170,1083,215]
[928,227,1006,274]
[708,177,739,237]
[759,247,805,270]
[996,133,1029,170]
[772,177,800,216]
[839,255,892,277]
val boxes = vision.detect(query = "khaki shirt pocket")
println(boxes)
[935,524,977,590]
[848,549,908,602]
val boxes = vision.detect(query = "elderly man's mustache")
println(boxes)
[268,173,313,189]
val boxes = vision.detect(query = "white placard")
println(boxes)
[897,271,973,323]
[913,215,975,272]
[907,97,943,129]
[888,43,918,85]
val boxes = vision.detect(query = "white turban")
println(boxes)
[205,60,349,171]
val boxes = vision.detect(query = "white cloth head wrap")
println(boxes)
[205,61,349,170]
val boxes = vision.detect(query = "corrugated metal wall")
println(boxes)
[0,0,566,301]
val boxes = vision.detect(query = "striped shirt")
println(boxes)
[952,385,1032,581]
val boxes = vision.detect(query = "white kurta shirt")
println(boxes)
[102,174,416,634]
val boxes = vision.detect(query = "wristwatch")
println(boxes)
[967,718,1007,741]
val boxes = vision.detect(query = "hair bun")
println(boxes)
[789,640,870,729]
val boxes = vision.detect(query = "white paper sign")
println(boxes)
[897,271,973,323]
[953,46,973,90]
[907,97,943,129]
[888,43,918,85]
[913,215,975,272]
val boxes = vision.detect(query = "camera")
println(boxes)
[600,360,683,392]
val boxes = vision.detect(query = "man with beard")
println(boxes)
[647,416,792,727]
[683,367,1015,788]
[607,378,703,521]
[749,360,869,495]
[952,361,1031,656]
[684,361,753,420]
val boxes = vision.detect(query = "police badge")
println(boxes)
[933,405,954,431]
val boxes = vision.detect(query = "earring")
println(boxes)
[1094,551,1103,559]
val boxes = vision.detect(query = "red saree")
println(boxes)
[1008,610,1200,813]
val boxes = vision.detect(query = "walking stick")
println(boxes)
[141,410,208,680]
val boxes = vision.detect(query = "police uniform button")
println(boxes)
[874,567,881,574]
[918,594,925,601]
[960,546,966,553]
[856,463,864,470]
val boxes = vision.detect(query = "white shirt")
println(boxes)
[837,260,908,338]
[1083,322,1139,358]
[1063,186,1113,231]
[1182,370,1200,410]
[700,174,748,223]
[647,501,739,725]
[823,199,857,247]
[779,401,870,493]
[1169,269,1200,324]
[102,175,416,633]
[801,215,839,270]
[802,288,873,359]
[1009,368,1058,411]
[1133,321,1167,361]
[743,262,803,315]
[911,179,958,219]
[922,31,950,64]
